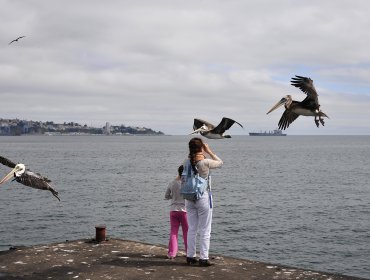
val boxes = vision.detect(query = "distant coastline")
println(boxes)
[0,118,164,136]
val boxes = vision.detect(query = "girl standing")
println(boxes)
[165,165,188,259]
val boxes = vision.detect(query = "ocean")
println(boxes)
[0,135,369,278]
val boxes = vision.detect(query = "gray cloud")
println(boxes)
[1,0,370,135]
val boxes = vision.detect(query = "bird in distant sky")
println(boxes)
[190,117,243,139]
[8,36,26,45]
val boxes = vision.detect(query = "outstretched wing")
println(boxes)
[291,75,317,96]
[16,171,60,201]
[0,156,16,168]
[291,75,319,105]
[278,110,299,130]
[193,119,215,130]
[212,117,243,134]
[8,36,25,45]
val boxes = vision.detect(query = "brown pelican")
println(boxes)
[190,117,243,139]
[267,75,329,130]
[0,156,60,201]
[8,36,26,45]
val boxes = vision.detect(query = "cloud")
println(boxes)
[1,0,370,134]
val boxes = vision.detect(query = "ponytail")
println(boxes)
[188,137,203,174]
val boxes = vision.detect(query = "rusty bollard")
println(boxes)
[95,225,106,242]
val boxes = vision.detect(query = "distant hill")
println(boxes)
[0,118,164,136]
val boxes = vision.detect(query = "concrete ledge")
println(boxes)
[0,238,366,280]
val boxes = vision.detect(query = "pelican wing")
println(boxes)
[278,110,299,130]
[0,156,16,168]
[212,117,243,134]
[16,171,52,188]
[193,119,215,130]
[300,95,320,110]
[16,171,60,201]
[291,75,318,96]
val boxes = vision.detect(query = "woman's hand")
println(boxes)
[202,143,213,155]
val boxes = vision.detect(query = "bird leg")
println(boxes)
[319,116,325,126]
[314,116,320,127]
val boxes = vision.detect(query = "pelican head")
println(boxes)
[267,95,292,114]
[0,163,26,184]
[190,124,209,135]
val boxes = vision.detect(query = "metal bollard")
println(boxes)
[95,225,106,242]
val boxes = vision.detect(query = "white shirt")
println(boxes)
[165,177,186,212]
[195,155,223,179]
[183,155,223,179]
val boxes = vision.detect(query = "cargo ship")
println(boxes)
[249,129,287,136]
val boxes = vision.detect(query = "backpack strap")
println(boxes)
[182,159,191,177]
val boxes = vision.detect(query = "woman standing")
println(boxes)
[184,137,223,266]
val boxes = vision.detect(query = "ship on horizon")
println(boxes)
[249,129,287,136]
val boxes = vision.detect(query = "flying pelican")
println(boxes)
[190,117,243,139]
[0,156,60,201]
[8,36,26,45]
[267,75,329,130]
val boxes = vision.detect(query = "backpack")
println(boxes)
[180,159,209,201]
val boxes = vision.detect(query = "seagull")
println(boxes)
[8,36,26,45]
[0,156,60,201]
[267,75,329,130]
[190,117,243,139]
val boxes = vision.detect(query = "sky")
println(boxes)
[1,0,370,135]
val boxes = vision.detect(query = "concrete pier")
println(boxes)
[0,238,366,280]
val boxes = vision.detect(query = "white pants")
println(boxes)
[185,191,213,260]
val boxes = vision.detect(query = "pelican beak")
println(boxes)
[189,127,203,135]
[0,168,16,185]
[189,125,208,135]
[267,98,287,114]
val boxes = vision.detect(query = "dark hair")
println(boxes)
[188,137,203,173]
[178,165,184,177]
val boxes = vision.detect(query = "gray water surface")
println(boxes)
[0,135,369,278]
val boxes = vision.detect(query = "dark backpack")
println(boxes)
[180,159,208,201]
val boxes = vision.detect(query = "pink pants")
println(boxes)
[168,211,188,258]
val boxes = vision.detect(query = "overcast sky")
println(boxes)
[1,0,370,135]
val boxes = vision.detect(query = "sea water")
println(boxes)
[0,135,369,278]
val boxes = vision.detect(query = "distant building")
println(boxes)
[105,122,111,135]
[0,119,10,135]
